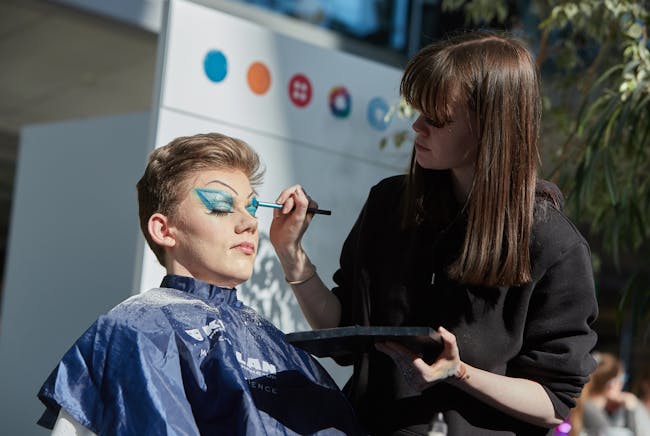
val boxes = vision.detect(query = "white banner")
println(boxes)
[141,0,412,337]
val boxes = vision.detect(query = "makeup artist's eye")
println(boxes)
[424,117,447,128]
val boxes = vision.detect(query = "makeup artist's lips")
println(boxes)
[233,242,256,255]
[414,140,430,152]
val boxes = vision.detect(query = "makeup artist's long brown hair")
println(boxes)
[400,30,541,287]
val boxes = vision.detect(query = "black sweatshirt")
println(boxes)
[332,174,598,436]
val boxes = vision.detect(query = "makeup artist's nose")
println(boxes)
[412,115,428,135]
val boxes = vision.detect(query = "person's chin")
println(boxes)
[234,267,254,283]
[415,156,436,170]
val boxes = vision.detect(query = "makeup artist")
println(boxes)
[270,30,598,436]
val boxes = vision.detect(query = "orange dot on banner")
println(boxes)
[247,62,271,95]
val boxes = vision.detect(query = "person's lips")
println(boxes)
[233,242,256,255]
[414,140,429,151]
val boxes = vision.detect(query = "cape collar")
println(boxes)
[160,274,239,305]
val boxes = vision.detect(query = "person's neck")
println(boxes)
[165,264,239,289]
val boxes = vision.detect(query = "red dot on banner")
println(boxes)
[288,74,312,108]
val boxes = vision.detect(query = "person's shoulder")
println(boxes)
[532,181,590,267]
[100,288,187,332]
[369,170,451,194]
[358,175,403,211]
[362,175,406,223]
[533,186,585,246]
[369,174,406,196]
[535,179,565,210]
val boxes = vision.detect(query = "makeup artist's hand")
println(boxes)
[269,185,318,270]
[268,186,340,329]
[375,327,463,393]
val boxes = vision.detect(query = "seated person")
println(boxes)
[634,365,650,415]
[573,352,650,436]
[37,133,362,435]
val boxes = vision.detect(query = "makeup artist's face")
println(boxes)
[167,168,258,288]
[412,100,478,173]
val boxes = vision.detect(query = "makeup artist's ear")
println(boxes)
[148,213,176,248]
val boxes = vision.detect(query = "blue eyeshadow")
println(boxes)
[194,188,234,213]
[194,189,258,217]
[246,197,259,217]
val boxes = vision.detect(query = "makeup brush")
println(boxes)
[253,198,331,215]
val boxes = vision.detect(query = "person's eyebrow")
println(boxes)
[205,179,239,195]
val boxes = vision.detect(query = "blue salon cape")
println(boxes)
[38,275,363,435]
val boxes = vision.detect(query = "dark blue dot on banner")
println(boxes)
[328,86,352,119]
[204,50,228,83]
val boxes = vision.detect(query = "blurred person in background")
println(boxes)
[633,365,650,416]
[570,352,650,436]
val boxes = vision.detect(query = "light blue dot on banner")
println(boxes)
[367,97,390,131]
[204,50,227,83]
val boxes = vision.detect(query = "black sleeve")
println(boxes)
[332,198,370,328]
[331,175,405,328]
[508,241,598,419]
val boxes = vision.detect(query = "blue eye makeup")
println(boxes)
[194,188,234,214]
[194,188,259,217]
[246,197,259,217]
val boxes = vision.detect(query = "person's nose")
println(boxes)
[235,209,258,234]
[412,115,427,135]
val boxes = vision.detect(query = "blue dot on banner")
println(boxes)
[367,97,390,131]
[204,50,228,83]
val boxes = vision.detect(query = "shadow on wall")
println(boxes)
[239,232,309,333]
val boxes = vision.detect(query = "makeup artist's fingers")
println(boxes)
[270,186,316,254]
[296,187,320,216]
[375,341,434,392]
[274,184,303,205]
[292,186,311,215]
[274,185,304,215]
[280,195,297,215]
[429,326,462,380]
[274,185,314,217]
[306,197,320,215]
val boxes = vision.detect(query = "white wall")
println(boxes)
[0,112,150,434]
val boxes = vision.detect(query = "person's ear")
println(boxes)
[148,213,176,248]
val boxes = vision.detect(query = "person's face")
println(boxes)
[167,168,258,288]
[411,100,478,175]
[605,371,628,396]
